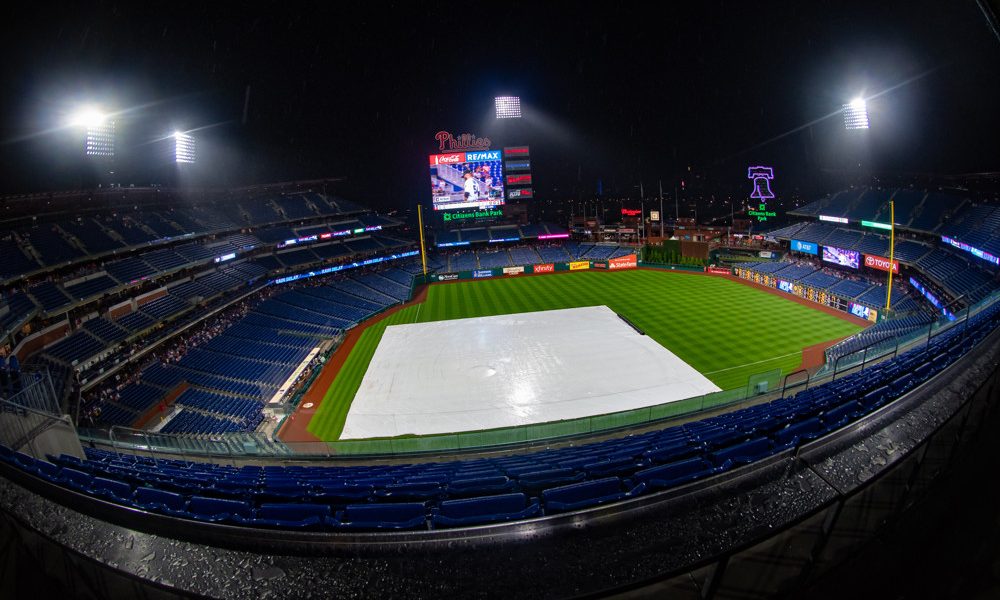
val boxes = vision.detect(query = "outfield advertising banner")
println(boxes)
[942,235,1000,266]
[503,266,525,276]
[270,250,419,285]
[608,255,638,270]
[849,302,871,319]
[863,254,899,274]
[473,270,495,279]
[569,261,591,271]
[437,273,458,281]
[706,266,732,275]
[790,239,818,255]
[848,302,879,321]
[592,262,608,269]
[533,263,555,273]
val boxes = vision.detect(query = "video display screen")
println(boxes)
[822,245,860,269]
[429,150,504,211]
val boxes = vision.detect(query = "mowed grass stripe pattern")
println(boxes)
[307,270,862,440]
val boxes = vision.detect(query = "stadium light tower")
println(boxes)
[843,97,870,130]
[69,105,115,158]
[495,96,522,119]
[174,131,196,164]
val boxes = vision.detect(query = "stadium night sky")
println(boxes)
[2,1,999,209]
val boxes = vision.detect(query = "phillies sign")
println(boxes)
[864,254,899,274]
[435,131,491,152]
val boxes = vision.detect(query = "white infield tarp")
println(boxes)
[339,305,721,439]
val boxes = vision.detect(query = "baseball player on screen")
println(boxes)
[463,170,478,201]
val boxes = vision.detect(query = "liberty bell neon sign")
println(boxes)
[747,166,775,200]
[747,166,778,223]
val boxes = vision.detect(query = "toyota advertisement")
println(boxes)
[429,150,505,211]
[863,254,899,274]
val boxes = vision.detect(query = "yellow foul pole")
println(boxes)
[886,200,894,312]
[417,204,428,277]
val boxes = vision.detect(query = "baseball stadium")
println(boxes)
[3,3,1000,599]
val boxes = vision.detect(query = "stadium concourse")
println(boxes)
[4,185,1000,596]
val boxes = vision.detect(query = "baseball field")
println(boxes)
[303,269,864,441]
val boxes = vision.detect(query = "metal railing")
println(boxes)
[0,369,60,415]
[0,393,75,456]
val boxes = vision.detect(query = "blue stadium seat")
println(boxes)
[431,493,540,528]
[90,476,132,502]
[709,437,773,467]
[339,503,428,530]
[821,401,862,430]
[132,487,188,515]
[542,477,644,513]
[248,503,332,529]
[582,456,647,478]
[773,417,825,449]
[186,496,253,523]
[517,468,587,494]
[374,481,446,502]
[58,467,94,491]
[447,475,516,498]
[632,457,715,490]
[860,386,891,411]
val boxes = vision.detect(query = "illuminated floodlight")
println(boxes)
[843,98,870,130]
[85,121,115,157]
[69,106,106,128]
[174,131,195,164]
[69,105,115,157]
[495,96,522,119]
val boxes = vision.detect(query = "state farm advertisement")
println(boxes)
[608,254,638,270]
[864,254,899,274]
[533,263,555,273]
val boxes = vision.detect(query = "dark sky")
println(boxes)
[2,1,999,210]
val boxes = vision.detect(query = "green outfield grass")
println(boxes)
[306,270,863,440]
